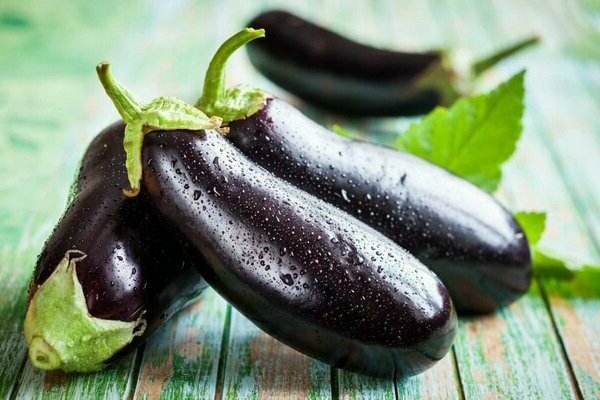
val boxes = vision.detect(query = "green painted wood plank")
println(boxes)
[222,308,331,400]
[502,0,600,250]
[542,281,600,399]
[338,356,460,400]
[484,73,600,399]
[0,247,35,399]
[337,370,395,400]
[15,354,137,400]
[133,290,227,400]
[396,355,461,400]
[502,126,600,398]
[453,283,573,399]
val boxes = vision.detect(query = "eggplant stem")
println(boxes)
[96,63,221,196]
[96,63,144,123]
[195,28,269,122]
[471,36,540,77]
[197,28,264,108]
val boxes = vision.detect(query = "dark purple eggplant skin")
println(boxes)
[142,129,457,378]
[247,10,444,116]
[30,121,207,356]
[225,98,532,314]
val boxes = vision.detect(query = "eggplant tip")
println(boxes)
[24,250,140,372]
[28,336,62,370]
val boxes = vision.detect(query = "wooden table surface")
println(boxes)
[0,0,598,399]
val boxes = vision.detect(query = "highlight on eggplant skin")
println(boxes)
[25,122,208,372]
[246,10,452,116]
[225,98,532,314]
[142,129,457,379]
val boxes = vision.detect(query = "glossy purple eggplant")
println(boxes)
[246,10,538,116]
[226,99,532,313]
[25,121,208,372]
[193,29,532,314]
[142,129,457,378]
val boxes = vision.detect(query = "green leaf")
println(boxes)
[532,249,575,280]
[514,211,546,246]
[514,209,600,296]
[396,71,525,193]
[533,249,600,297]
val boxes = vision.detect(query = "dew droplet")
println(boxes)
[280,273,294,286]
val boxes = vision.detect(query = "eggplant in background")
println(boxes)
[246,10,538,117]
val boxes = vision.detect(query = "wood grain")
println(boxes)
[396,355,461,400]
[489,2,600,396]
[221,308,331,400]
[133,290,228,400]
[337,370,395,400]
[15,354,137,400]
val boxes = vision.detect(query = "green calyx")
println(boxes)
[195,28,271,123]
[418,35,539,105]
[24,251,146,372]
[96,63,222,197]
[413,57,461,107]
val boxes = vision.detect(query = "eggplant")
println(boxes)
[24,121,208,372]
[196,29,532,314]
[142,128,456,378]
[95,53,457,379]
[246,10,538,116]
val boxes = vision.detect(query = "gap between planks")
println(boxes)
[213,305,233,400]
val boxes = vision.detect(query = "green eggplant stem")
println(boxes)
[195,28,270,122]
[471,35,540,77]
[96,63,143,124]
[197,28,264,109]
[96,62,221,196]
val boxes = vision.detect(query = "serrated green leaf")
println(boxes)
[515,209,600,296]
[396,71,525,193]
[514,211,546,246]
[534,249,600,297]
